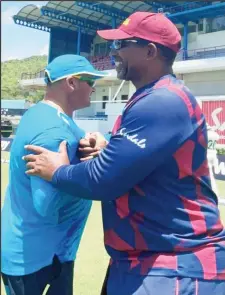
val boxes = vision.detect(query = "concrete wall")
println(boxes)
[75,68,225,118]
[75,118,111,134]
[99,83,129,101]
[188,31,225,51]
[90,82,130,112]
[74,81,131,117]
[75,102,127,134]
[74,104,97,118]
[92,69,225,103]
[183,70,225,96]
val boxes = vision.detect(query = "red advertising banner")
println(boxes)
[202,100,225,145]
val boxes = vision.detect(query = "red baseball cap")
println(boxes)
[97,12,181,53]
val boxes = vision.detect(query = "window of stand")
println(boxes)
[205,16,225,33]
[102,96,109,109]
[94,42,111,56]
[121,95,128,103]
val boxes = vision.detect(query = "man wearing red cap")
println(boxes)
[23,12,225,295]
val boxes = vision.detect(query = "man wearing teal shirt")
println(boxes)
[1,54,107,295]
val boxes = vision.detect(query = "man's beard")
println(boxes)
[115,60,128,80]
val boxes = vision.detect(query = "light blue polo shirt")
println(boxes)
[1,102,92,275]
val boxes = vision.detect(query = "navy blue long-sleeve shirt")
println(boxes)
[52,74,225,280]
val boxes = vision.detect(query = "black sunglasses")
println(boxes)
[111,39,150,50]
[73,76,96,88]
[81,78,96,88]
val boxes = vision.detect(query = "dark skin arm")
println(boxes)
[78,132,108,161]
[23,132,108,180]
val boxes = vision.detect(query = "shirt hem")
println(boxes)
[1,257,75,276]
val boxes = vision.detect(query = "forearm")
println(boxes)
[52,163,115,201]
[52,144,143,201]
[51,92,192,201]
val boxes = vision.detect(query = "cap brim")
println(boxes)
[97,28,132,40]
[76,69,110,80]
[45,69,109,84]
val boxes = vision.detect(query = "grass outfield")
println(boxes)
[1,153,108,295]
[1,151,225,294]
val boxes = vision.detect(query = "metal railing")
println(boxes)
[165,1,211,14]
[176,45,225,61]
[21,69,45,80]
[20,45,225,80]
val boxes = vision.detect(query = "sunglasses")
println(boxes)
[111,39,150,50]
[73,75,96,88]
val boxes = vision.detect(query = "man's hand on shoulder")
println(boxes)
[23,141,70,181]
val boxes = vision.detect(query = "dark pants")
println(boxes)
[2,256,74,295]
[100,263,225,295]
[100,265,110,295]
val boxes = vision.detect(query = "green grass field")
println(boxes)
[1,151,225,295]
[1,152,108,295]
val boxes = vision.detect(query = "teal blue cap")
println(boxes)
[45,54,108,83]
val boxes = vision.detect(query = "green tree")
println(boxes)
[1,55,47,100]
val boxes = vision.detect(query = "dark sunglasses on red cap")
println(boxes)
[111,39,150,51]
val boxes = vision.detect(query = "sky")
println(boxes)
[1,1,49,61]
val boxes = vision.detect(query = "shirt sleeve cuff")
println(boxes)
[52,165,69,186]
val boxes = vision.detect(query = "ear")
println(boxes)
[65,76,79,92]
[146,43,158,60]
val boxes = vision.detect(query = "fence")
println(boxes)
[21,69,45,80]
[20,44,225,80]
[176,45,225,61]
[165,1,211,14]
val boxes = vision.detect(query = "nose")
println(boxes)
[92,87,96,93]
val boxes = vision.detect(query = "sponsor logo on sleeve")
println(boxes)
[119,128,146,149]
